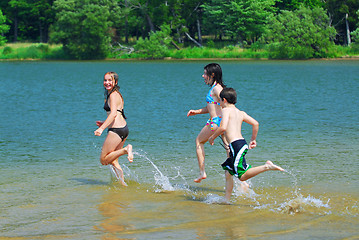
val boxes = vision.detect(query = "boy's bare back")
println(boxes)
[222,106,244,143]
[221,105,258,148]
[208,88,259,150]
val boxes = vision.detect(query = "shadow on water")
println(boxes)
[70,177,108,186]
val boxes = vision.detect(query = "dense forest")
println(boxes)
[1,0,359,59]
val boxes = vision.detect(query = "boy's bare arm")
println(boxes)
[243,111,259,149]
[208,126,226,145]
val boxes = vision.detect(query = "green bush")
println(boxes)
[2,46,12,55]
[50,0,112,59]
[0,10,9,46]
[264,6,336,59]
[225,45,235,51]
[36,43,50,53]
[23,45,42,58]
[133,25,172,59]
[350,43,359,54]
[206,40,215,48]
[45,46,69,59]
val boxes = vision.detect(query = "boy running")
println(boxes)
[208,88,284,202]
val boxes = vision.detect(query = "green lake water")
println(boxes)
[0,60,358,239]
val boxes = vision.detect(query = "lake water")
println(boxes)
[0,60,358,239]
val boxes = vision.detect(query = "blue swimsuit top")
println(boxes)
[206,83,220,105]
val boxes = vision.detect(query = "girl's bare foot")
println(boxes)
[126,144,133,162]
[118,178,128,187]
[194,172,207,183]
[265,160,284,171]
[110,165,128,186]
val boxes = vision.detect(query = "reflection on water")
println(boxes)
[96,185,358,239]
[94,150,358,239]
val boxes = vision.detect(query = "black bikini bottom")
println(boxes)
[108,125,129,141]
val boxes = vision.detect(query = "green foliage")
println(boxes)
[50,0,113,59]
[325,0,359,44]
[23,45,45,58]
[0,43,65,59]
[2,46,12,55]
[350,10,359,53]
[44,45,69,59]
[324,44,359,57]
[206,40,215,48]
[0,10,9,46]
[4,0,55,42]
[133,25,172,59]
[351,10,359,42]
[275,0,325,11]
[2,0,359,60]
[264,6,337,59]
[352,28,359,42]
[165,46,268,59]
[202,0,276,44]
[350,42,359,53]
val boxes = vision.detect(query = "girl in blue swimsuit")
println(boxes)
[187,63,226,183]
[94,71,133,186]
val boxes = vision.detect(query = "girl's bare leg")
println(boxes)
[194,124,217,183]
[240,161,284,181]
[100,133,133,165]
[111,161,127,186]
[100,133,134,186]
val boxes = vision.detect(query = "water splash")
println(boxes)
[133,150,174,192]
[274,169,331,215]
[232,179,257,198]
[203,193,227,204]
[283,169,301,197]
[109,165,127,186]
[121,163,139,183]
[277,194,331,215]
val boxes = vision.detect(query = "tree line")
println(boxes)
[1,0,359,59]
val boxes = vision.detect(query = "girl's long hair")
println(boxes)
[204,63,226,88]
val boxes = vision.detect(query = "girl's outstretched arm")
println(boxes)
[187,106,209,117]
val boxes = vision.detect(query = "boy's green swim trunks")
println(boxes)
[221,139,252,179]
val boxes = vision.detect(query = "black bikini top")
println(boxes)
[103,94,127,119]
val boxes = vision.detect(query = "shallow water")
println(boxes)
[0,60,358,239]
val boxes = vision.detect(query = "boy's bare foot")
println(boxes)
[126,144,133,162]
[265,160,284,171]
[194,172,207,183]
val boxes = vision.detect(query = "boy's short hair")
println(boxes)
[220,87,237,104]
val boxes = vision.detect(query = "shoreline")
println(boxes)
[1,56,359,61]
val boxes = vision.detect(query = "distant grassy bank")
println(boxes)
[1,42,359,60]
[0,43,67,60]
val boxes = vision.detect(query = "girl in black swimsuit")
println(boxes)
[103,93,129,140]
[94,71,133,186]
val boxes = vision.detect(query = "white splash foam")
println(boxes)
[203,193,227,204]
[134,150,175,192]
[277,194,331,215]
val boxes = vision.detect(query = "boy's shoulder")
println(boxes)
[225,106,248,117]
[223,105,242,114]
